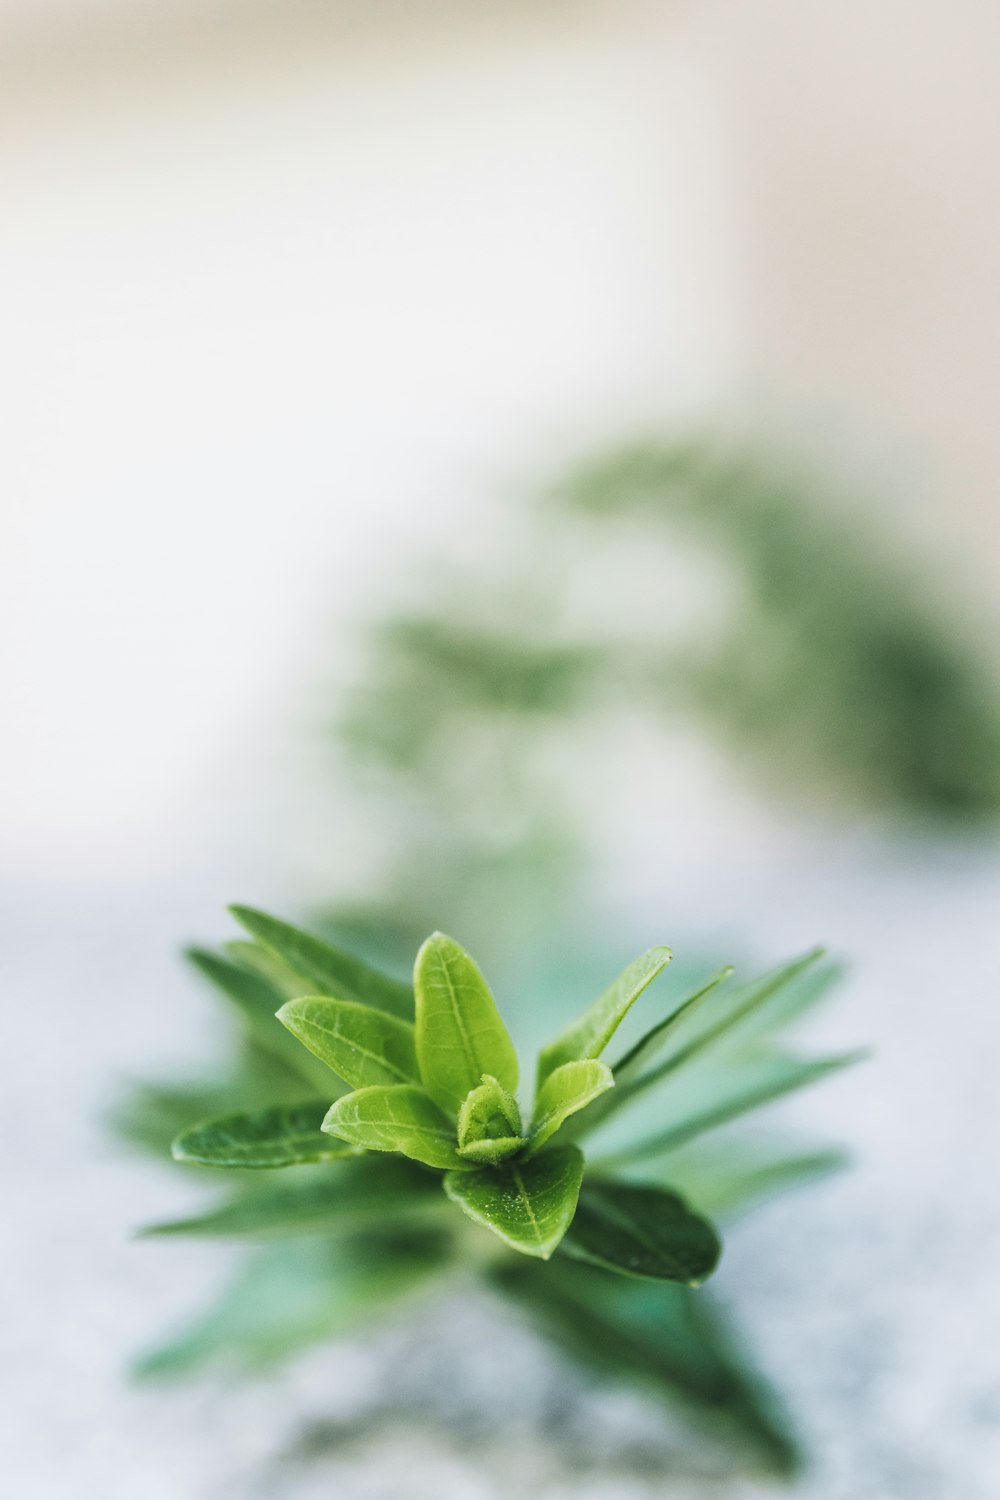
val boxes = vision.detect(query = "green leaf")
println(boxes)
[224,939,315,1000]
[527,1059,613,1155]
[276,997,420,1089]
[598,1049,868,1167]
[414,932,519,1113]
[172,1103,357,1168]
[444,1144,584,1259]
[536,946,671,1086]
[563,1180,721,1284]
[230,905,413,1018]
[324,1084,468,1170]
[457,1074,524,1164]
[645,1140,848,1221]
[138,1159,440,1239]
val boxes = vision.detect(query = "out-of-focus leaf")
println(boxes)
[444,1144,583,1259]
[646,1138,848,1221]
[134,1232,450,1378]
[138,1158,440,1239]
[600,1049,867,1167]
[527,1059,613,1155]
[536,947,671,1086]
[324,1084,467,1170]
[172,1103,355,1169]
[457,1075,524,1163]
[224,939,314,1000]
[563,1180,720,1284]
[230,906,413,1018]
[492,1254,800,1474]
[414,932,518,1113]
[277,997,419,1089]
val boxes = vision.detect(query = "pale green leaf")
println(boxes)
[563,1180,721,1284]
[324,1084,468,1170]
[230,905,413,1018]
[414,932,518,1113]
[172,1103,358,1168]
[277,997,419,1089]
[536,946,671,1086]
[444,1144,584,1259]
[527,1059,614,1155]
[224,939,314,1000]
[457,1074,524,1163]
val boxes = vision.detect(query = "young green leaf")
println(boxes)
[444,1144,584,1259]
[324,1084,469,1170]
[277,997,420,1090]
[230,905,413,1018]
[457,1075,524,1164]
[414,932,519,1113]
[536,946,671,1087]
[527,1059,614,1156]
[562,1181,721,1284]
[172,1103,358,1168]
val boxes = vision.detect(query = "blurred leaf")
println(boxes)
[492,1255,800,1474]
[646,1139,848,1221]
[224,939,315,1000]
[457,1075,524,1164]
[414,932,519,1113]
[444,1144,583,1259]
[230,906,413,1018]
[277,997,420,1089]
[324,1084,467,1170]
[134,1232,450,1378]
[527,1059,613,1155]
[139,1158,440,1239]
[563,1180,720,1284]
[602,1050,866,1166]
[536,947,672,1087]
[172,1103,355,1169]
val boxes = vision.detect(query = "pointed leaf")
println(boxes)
[172,1103,358,1168]
[599,1049,868,1167]
[457,1075,524,1163]
[647,1140,848,1221]
[230,905,413,1018]
[277,997,419,1089]
[536,946,671,1086]
[139,1159,439,1239]
[444,1144,584,1259]
[324,1084,468,1170]
[563,1180,721,1284]
[527,1059,614,1155]
[225,939,314,1000]
[414,932,518,1113]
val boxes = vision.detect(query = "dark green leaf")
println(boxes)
[563,1180,720,1284]
[230,905,413,1018]
[444,1143,584,1259]
[277,997,419,1089]
[527,1059,613,1155]
[172,1103,357,1168]
[536,946,671,1086]
[414,932,518,1113]
[324,1084,467,1170]
[138,1159,439,1239]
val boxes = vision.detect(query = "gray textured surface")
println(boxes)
[4,835,999,1498]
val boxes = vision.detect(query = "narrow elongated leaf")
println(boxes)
[414,932,518,1113]
[598,1049,867,1167]
[444,1144,583,1259]
[457,1075,524,1163]
[277,997,419,1089]
[172,1103,357,1168]
[324,1084,468,1170]
[139,1159,439,1239]
[230,906,413,1018]
[527,1059,614,1155]
[225,939,314,1000]
[536,946,671,1086]
[563,1180,721,1284]
[647,1140,848,1221]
